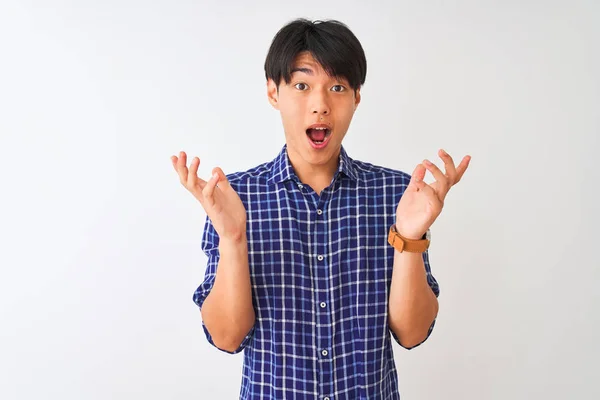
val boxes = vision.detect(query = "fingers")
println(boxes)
[187,156,201,188]
[171,151,235,212]
[173,152,189,184]
[438,149,457,185]
[410,164,442,207]
[437,149,472,185]
[171,151,191,185]
[212,167,231,191]
[202,169,220,206]
[455,155,471,183]
[202,168,232,204]
[171,151,208,189]
[423,159,450,199]
[409,163,427,188]
[423,150,472,197]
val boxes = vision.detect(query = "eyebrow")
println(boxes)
[290,67,314,76]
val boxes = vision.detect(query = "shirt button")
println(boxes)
[324,397,330,400]
[320,302,326,308]
[321,349,328,357]
[317,255,324,261]
[317,209,323,215]
[298,184,303,189]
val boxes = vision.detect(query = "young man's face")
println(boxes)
[267,51,361,170]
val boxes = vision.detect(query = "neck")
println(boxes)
[287,147,340,194]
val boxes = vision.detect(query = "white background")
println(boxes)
[1,0,598,399]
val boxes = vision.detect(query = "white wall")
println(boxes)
[1,0,598,399]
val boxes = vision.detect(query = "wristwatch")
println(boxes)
[387,224,431,253]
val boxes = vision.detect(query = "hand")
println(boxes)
[171,151,247,242]
[395,149,471,239]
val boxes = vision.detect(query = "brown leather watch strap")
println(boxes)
[388,224,430,253]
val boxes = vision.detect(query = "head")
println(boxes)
[264,18,366,171]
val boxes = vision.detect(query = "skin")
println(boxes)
[266,51,361,195]
[170,51,471,350]
[170,152,254,352]
[389,150,470,348]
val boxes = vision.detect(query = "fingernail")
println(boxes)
[424,159,432,166]
[212,173,218,180]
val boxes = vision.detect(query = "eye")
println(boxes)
[294,83,309,91]
[331,85,346,92]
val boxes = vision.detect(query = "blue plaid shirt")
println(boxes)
[193,144,439,399]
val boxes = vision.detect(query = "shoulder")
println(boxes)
[351,158,412,189]
[223,159,274,191]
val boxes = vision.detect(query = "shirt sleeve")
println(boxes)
[192,215,255,354]
[391,248,440,350]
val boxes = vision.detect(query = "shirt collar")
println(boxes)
[267,144,359,185]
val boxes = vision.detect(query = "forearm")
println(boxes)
[388,250,438,348]
[201,234,255,351]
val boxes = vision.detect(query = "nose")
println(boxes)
[310,90,330,117]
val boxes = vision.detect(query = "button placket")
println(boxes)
[314,200,333,397]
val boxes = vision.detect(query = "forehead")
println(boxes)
[290,52,326,74]
[290,51,347,82]
[293,51,318,66]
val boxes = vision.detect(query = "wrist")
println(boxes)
[220,231,248,247]
[394,222,426,240]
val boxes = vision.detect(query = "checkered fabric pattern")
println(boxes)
[193,144,439,399]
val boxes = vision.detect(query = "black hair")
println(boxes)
[264,18,367,91]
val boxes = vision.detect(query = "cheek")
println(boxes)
[279,101,306,126]
[336,105,356,126]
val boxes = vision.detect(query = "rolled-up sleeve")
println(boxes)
[192,215,255,354]
[391,248,440,350]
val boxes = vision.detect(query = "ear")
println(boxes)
[267,79,279,110]
[354,89,361,110]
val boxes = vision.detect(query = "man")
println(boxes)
[171,18,470,400]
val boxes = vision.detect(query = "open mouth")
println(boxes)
[306,126,332,147]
